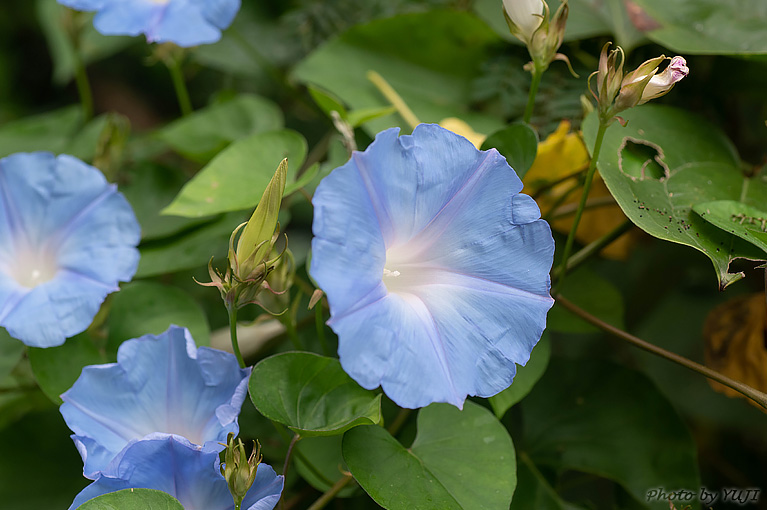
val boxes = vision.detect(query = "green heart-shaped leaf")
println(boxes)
[76,489,183,509]
[343,401,516,510]
[249,352,382,436]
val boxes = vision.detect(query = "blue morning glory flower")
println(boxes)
[69,435,284,510]
[310,124,555,409]
[60,326,251,479]
[0,152,140,348]
[57,0,241,47]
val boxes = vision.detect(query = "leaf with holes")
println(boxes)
[248,352,382,436]
[583,105,767,289]
[343,401,516,510]
[694,201,767,257]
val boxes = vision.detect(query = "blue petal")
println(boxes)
[0,271,116,348]
[0,153,109,245]
[69,436,284,510]
[150,0,221,46]
[93,0,161,38]
[60,326,250,478]
[57,191,140,285]
[334,293,465,408]
[311,156,387,316]
[190,0,240,29]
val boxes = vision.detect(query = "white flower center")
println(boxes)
[7,246,59,288]
[382,244,433,296]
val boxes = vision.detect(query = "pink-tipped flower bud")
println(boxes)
[638,56,689,104]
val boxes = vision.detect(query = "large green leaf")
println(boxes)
[157,94,283,163]
[121,163,209,241]
[107,281,210,353]
[76,489,183,510]
[629,0,767,54]
[489,335,550,418]
[162,130,306,218]
[519,358,700,507]
[0,107,81,158]
[583,105,767,289]
[343,401,516,510]
[293,11,504,135]
[693,200,767,256]
[28,332,109,404]
[249,352,382,436]
[480,123,538,180]
[136,212,244,278]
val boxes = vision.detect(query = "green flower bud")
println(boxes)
[221,433,262,507]
[233,158,288,281]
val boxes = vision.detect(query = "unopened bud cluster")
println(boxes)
[592,43,689,125]
[502,0,571,73]
[221,432,262,508]
[200,159,293,311]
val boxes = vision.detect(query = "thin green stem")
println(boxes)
[555,121,608,292]
[523,66,543,124]
[306,475,353,510]
[554,294,767,410]
[73,55,93,121]
[280,434,301,510]
[228,306,246,369]
[67,12,93,121]
[283,315,303,350]
[551,220,633,282]
[167,58,193,116]
[386,408,412,437]
[315,304,329,356]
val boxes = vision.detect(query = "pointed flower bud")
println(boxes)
[200,159,290,311]
[221,433,262,507]
[234,158,288,280]
[503,0,545,45]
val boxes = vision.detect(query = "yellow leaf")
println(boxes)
[524,120,637,260]
[704,292,767,410]
[439,117,486,149]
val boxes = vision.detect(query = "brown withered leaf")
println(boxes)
[704,292,767,409]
